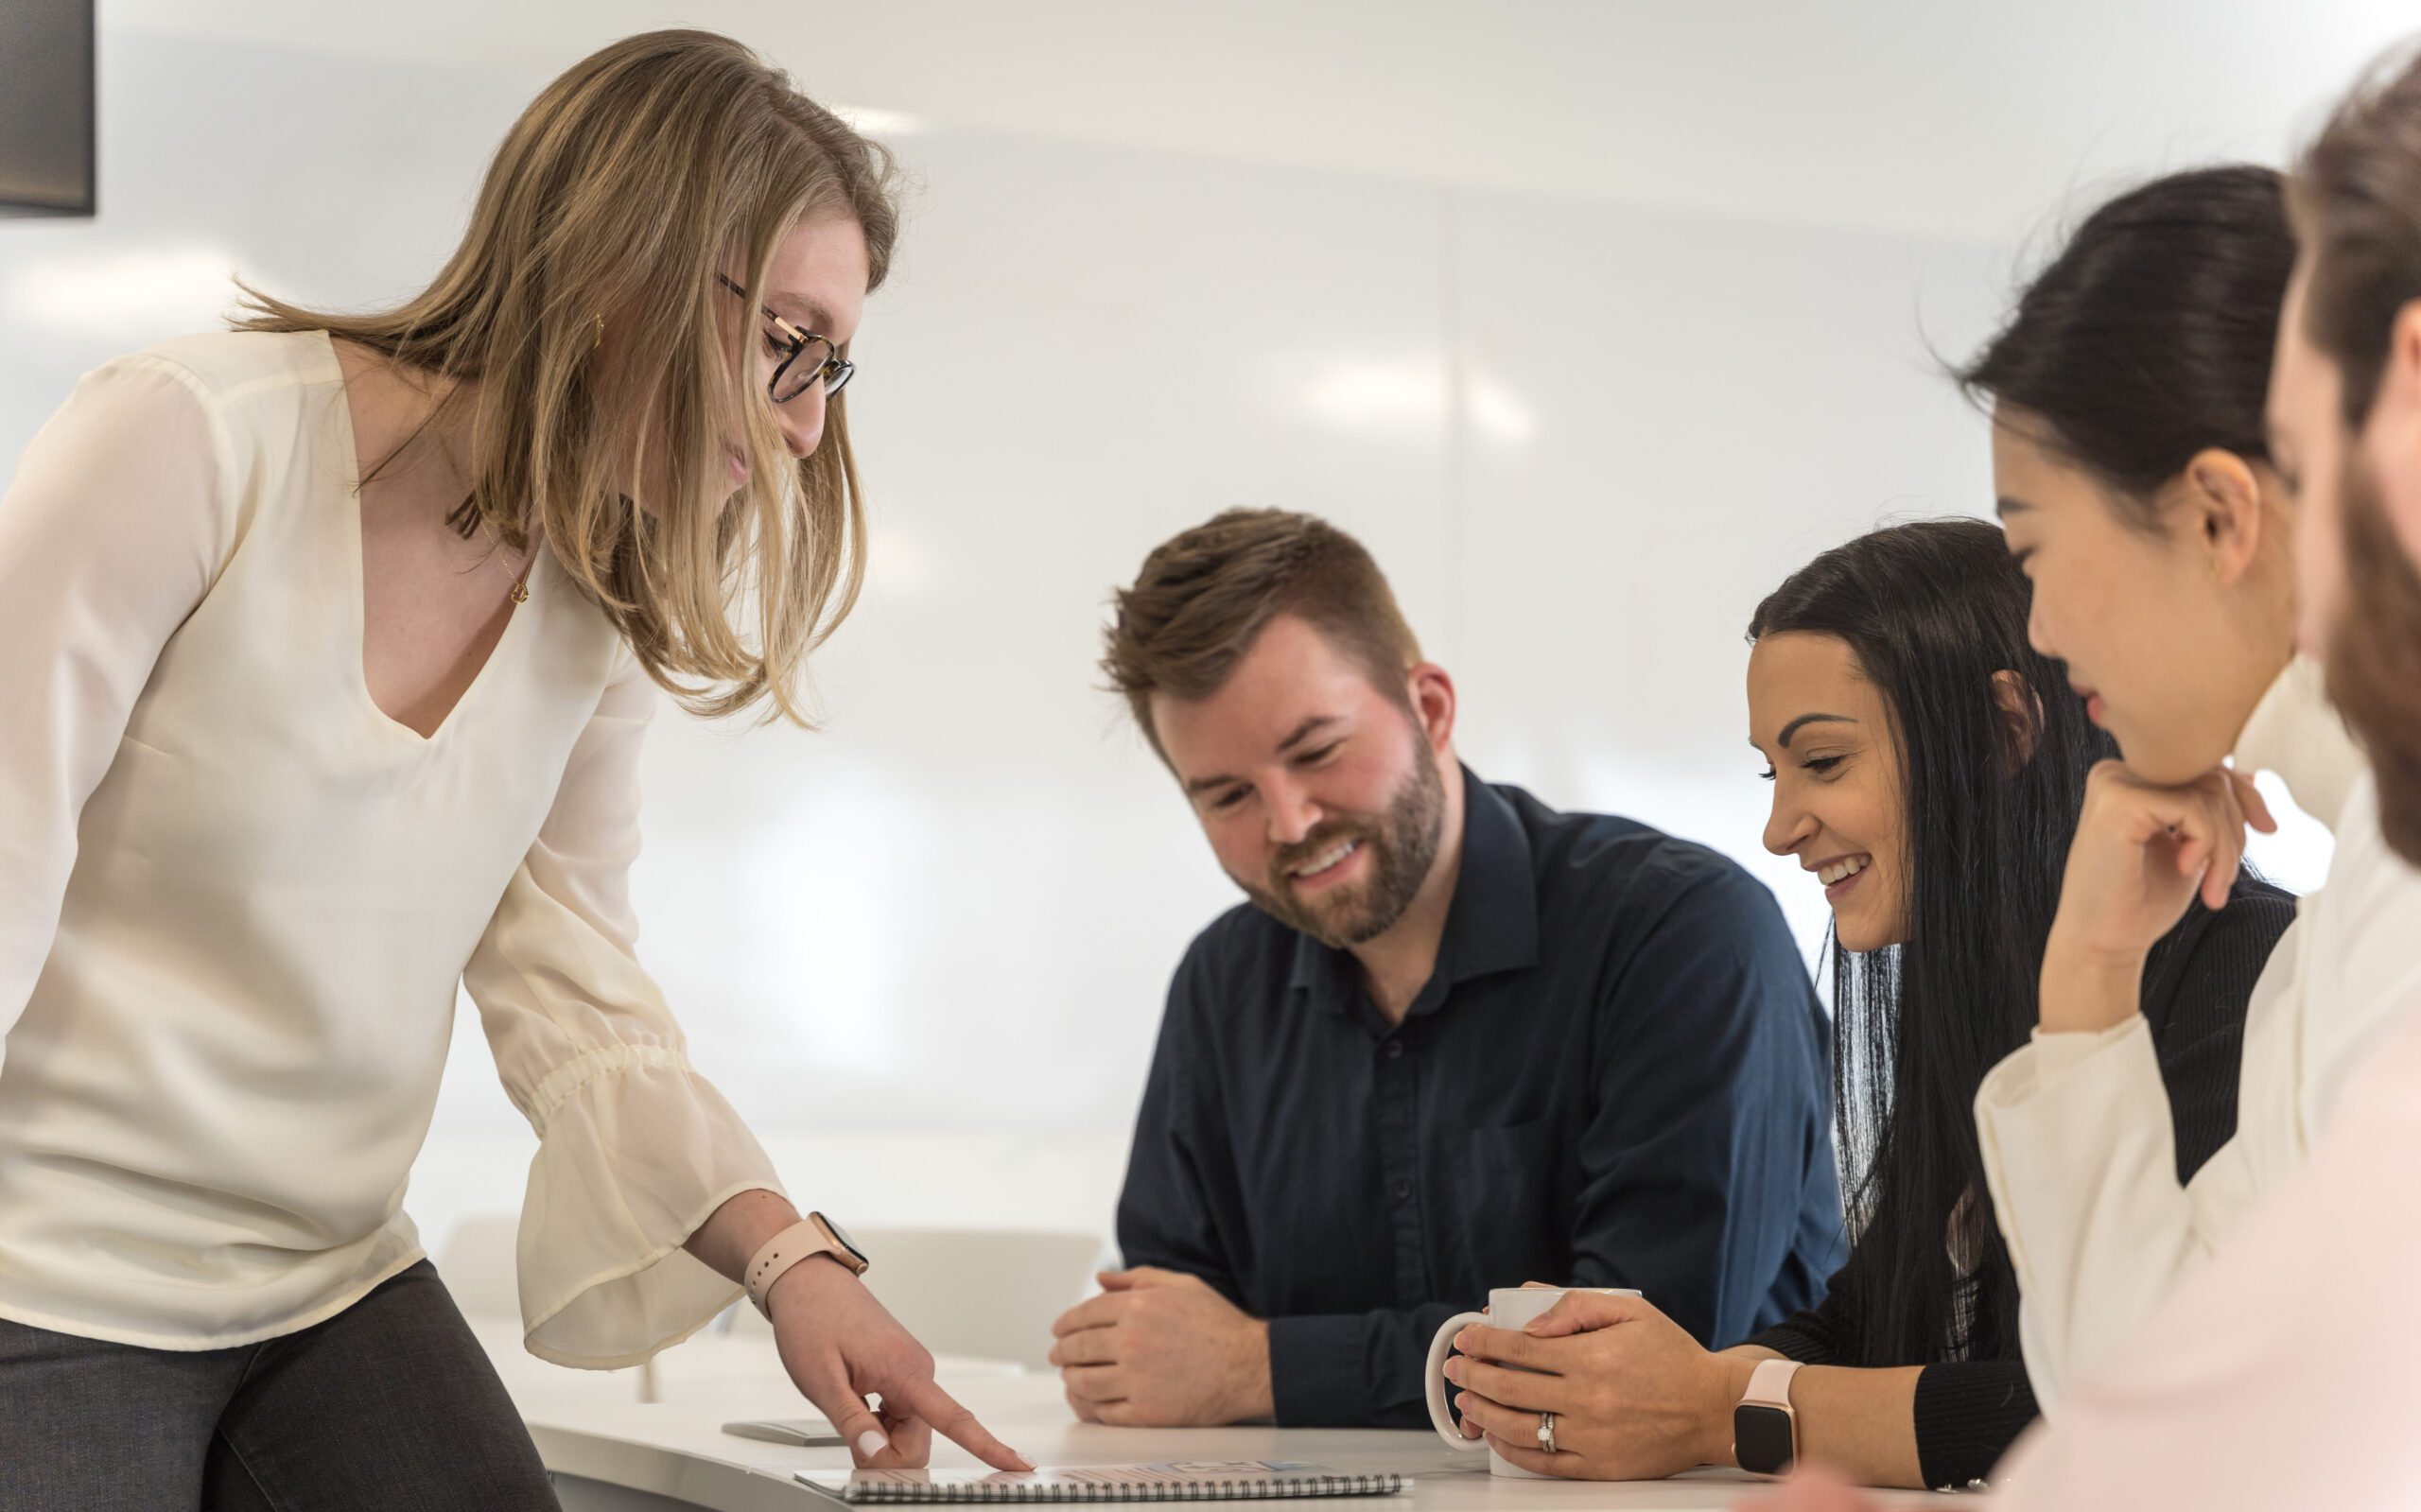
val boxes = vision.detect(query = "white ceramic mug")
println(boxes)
[1422,1286,1639,1478]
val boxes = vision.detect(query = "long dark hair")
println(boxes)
[1750,519,2111,1367]
[1956,164,2295,514]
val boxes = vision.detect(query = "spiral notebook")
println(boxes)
[794,1462,1410,1503]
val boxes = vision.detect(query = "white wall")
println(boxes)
[0,8,2366,1262]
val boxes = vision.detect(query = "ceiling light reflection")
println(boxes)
[1297,356,1538,446]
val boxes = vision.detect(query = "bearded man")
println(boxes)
[1051,509,1842,1430]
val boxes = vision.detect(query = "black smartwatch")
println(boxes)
[1732,1359,1802,1478]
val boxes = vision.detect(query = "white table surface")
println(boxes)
[492,1360,1968,1512]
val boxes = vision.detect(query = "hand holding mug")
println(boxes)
[1425,1287,1610,1480]
[1435,1289,1736,1482]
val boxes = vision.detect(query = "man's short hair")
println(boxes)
[1101,509,1422,757]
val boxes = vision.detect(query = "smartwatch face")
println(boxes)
[1733,1404,1796,1476]
[818,1213,865,1263]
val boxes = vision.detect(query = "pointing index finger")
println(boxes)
[888,1375,1035,1473]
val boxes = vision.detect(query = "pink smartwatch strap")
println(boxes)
[743,1218,836,1317]
[1744,1357,1803,1410]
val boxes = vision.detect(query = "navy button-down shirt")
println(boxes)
[1115,767,1846,1428]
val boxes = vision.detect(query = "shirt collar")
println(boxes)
[1286,764,1541,1017]
[2234,652,2366,833]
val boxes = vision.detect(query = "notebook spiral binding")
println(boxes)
[839,1474,1404,1503]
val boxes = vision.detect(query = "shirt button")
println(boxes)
[1383,1040,1405,1060]
[1390,1179,1411,1200]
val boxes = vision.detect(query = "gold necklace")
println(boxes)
[497,538,532,604]
[493,530,533,605]
[457,494,533,605]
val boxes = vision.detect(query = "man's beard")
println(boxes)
[1238,740,1448,950]
[2324,451,2421,866]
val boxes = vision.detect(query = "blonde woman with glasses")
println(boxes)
[0,29,1030,1509]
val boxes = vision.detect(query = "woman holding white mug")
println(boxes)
[1450,159,2421,1493]
[1422,1287,1638,1478]
[1445,504,2292,1487]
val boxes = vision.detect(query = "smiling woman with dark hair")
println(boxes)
[1750,43,2421,1512]
[1439,519,2291,1491]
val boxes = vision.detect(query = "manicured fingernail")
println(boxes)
[1018,1453,1039,1471]
[858,1430,890,1458]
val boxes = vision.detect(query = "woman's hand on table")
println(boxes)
[685,1189,1033,1473]
[1444,1291,1748,1481]
[767,1253,1036,1472]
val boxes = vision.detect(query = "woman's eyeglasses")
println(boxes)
[717,274,856,404]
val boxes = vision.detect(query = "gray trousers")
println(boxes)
[0,1260,560,1511]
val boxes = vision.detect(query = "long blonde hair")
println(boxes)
[240,28,897,723]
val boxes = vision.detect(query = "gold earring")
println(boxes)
[593,314,604,352]
[2210,555,2225,582]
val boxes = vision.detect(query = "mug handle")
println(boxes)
[1423,1310,1490,1451]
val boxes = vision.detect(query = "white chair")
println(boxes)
[724,1227,1107,1372]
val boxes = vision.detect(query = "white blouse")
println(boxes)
[0,331,784,1366]
[1974,656,2421,1411]
[1988,982,2421,1510]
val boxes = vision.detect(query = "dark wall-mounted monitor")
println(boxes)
[0,0,96,217]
